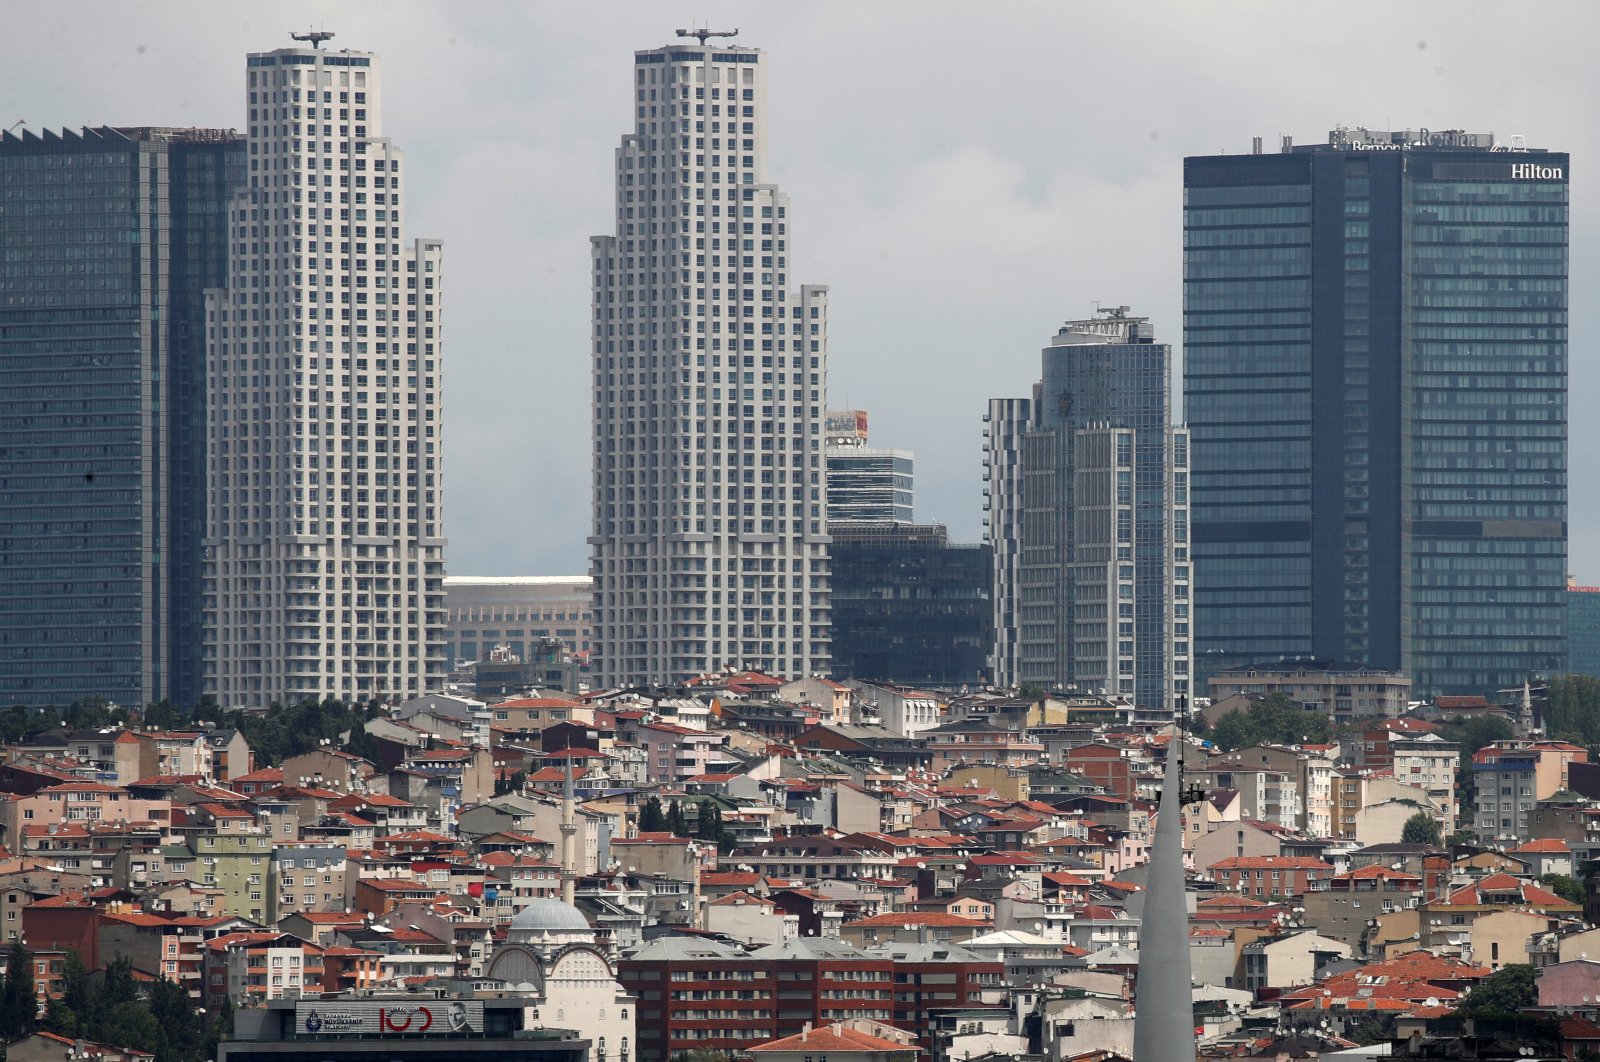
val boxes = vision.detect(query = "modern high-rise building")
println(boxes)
[824,409,914,523]
[206,37,447,708]
[1568,580,1600,678]
[983,397,1031,689]
[0,125,244,709]
[1184,127,1568,696]
[828,522,991,687]
[589,34,831,686]
[1004,308,1191,707]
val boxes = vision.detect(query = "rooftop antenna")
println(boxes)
[291,29,335,49]
[676,27,739,46]
[4,120,23,135]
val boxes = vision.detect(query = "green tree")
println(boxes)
[492,769,528,797]
[41,950,90,1037]
[667,799,689,837]
[1209,710,1255,753]
[1540,873,1586,905]
[148,977,203,1062]
[1400,810,1443,846]
[1348,1013,1393,1046]
[99,1001,160,1054]
[89,954,141,1040]
[696,799,732,852]
[1437,715,1515,765]
[638,796,666,833]
[0,939,36,1040]
[214,993,235,1042]
[1455,963,1538,1019]
[1545,674,1596,744]
[1208,693,1332,752]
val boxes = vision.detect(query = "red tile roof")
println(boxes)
[1444,873,1575,906]
[843,911,990,928]
[1207,856,1333,871]
[750,1027,912,1054]
[1509,838,1571,854]
[710,891,775,907]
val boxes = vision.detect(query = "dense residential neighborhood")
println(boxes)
[0,677,1595,1061]
[0,7,1590,1062]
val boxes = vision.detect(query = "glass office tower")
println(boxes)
[1014,308,1191,708]
[1184,128,1568,696]
[0,126,243,708]
[828,522,992,687]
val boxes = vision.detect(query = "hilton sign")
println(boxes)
[1510,163,1565,180]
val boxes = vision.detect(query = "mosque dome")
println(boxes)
[510,898,593,936]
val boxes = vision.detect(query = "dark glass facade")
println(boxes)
[0,127,243,708]
[1569,587,1600,678]
[1016,311,1188,707]
[1185,132,1567,696]
[828,522,992,687]
[825,447,914,523]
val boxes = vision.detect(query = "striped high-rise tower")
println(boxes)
[206,35,447,707]
[590,33,831,686]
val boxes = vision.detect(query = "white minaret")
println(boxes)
[206,33,446,708]
[560,748,578,905]
[589,31,832,687]
[1133,724,1197,1061]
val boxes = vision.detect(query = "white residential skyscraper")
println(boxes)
[206,37,446,708]
[983,397,1032,689]
[590,35,831,687]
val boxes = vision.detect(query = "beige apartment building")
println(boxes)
[1207,663,1410,725]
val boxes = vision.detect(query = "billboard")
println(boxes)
[296,1000,484,1036]
[825,409,869,444]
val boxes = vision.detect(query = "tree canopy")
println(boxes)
[1399,810,1443,847]
[1540,873,1586,906]
[1434,714,1515,765]
[1208,693,1332,752]
[1455,963,1538,1019]
[0,938,37,1041]
[3,695,386,768]
[638,795,666,833]
[1543,675,1600,746]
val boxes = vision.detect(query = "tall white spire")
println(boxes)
[1133,728,1197,1061]
[560,747,578,905]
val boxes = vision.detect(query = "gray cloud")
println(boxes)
[8,1,1598,579]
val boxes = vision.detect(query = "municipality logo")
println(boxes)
[305,1010,323,1033]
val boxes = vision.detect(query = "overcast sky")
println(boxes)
[8,1,1598,579]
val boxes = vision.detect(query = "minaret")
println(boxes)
[1520,679,1536,733]
[1133,721,1197,1060]
[560,749,578,905]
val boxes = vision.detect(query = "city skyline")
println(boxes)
[7,3,1596,585]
